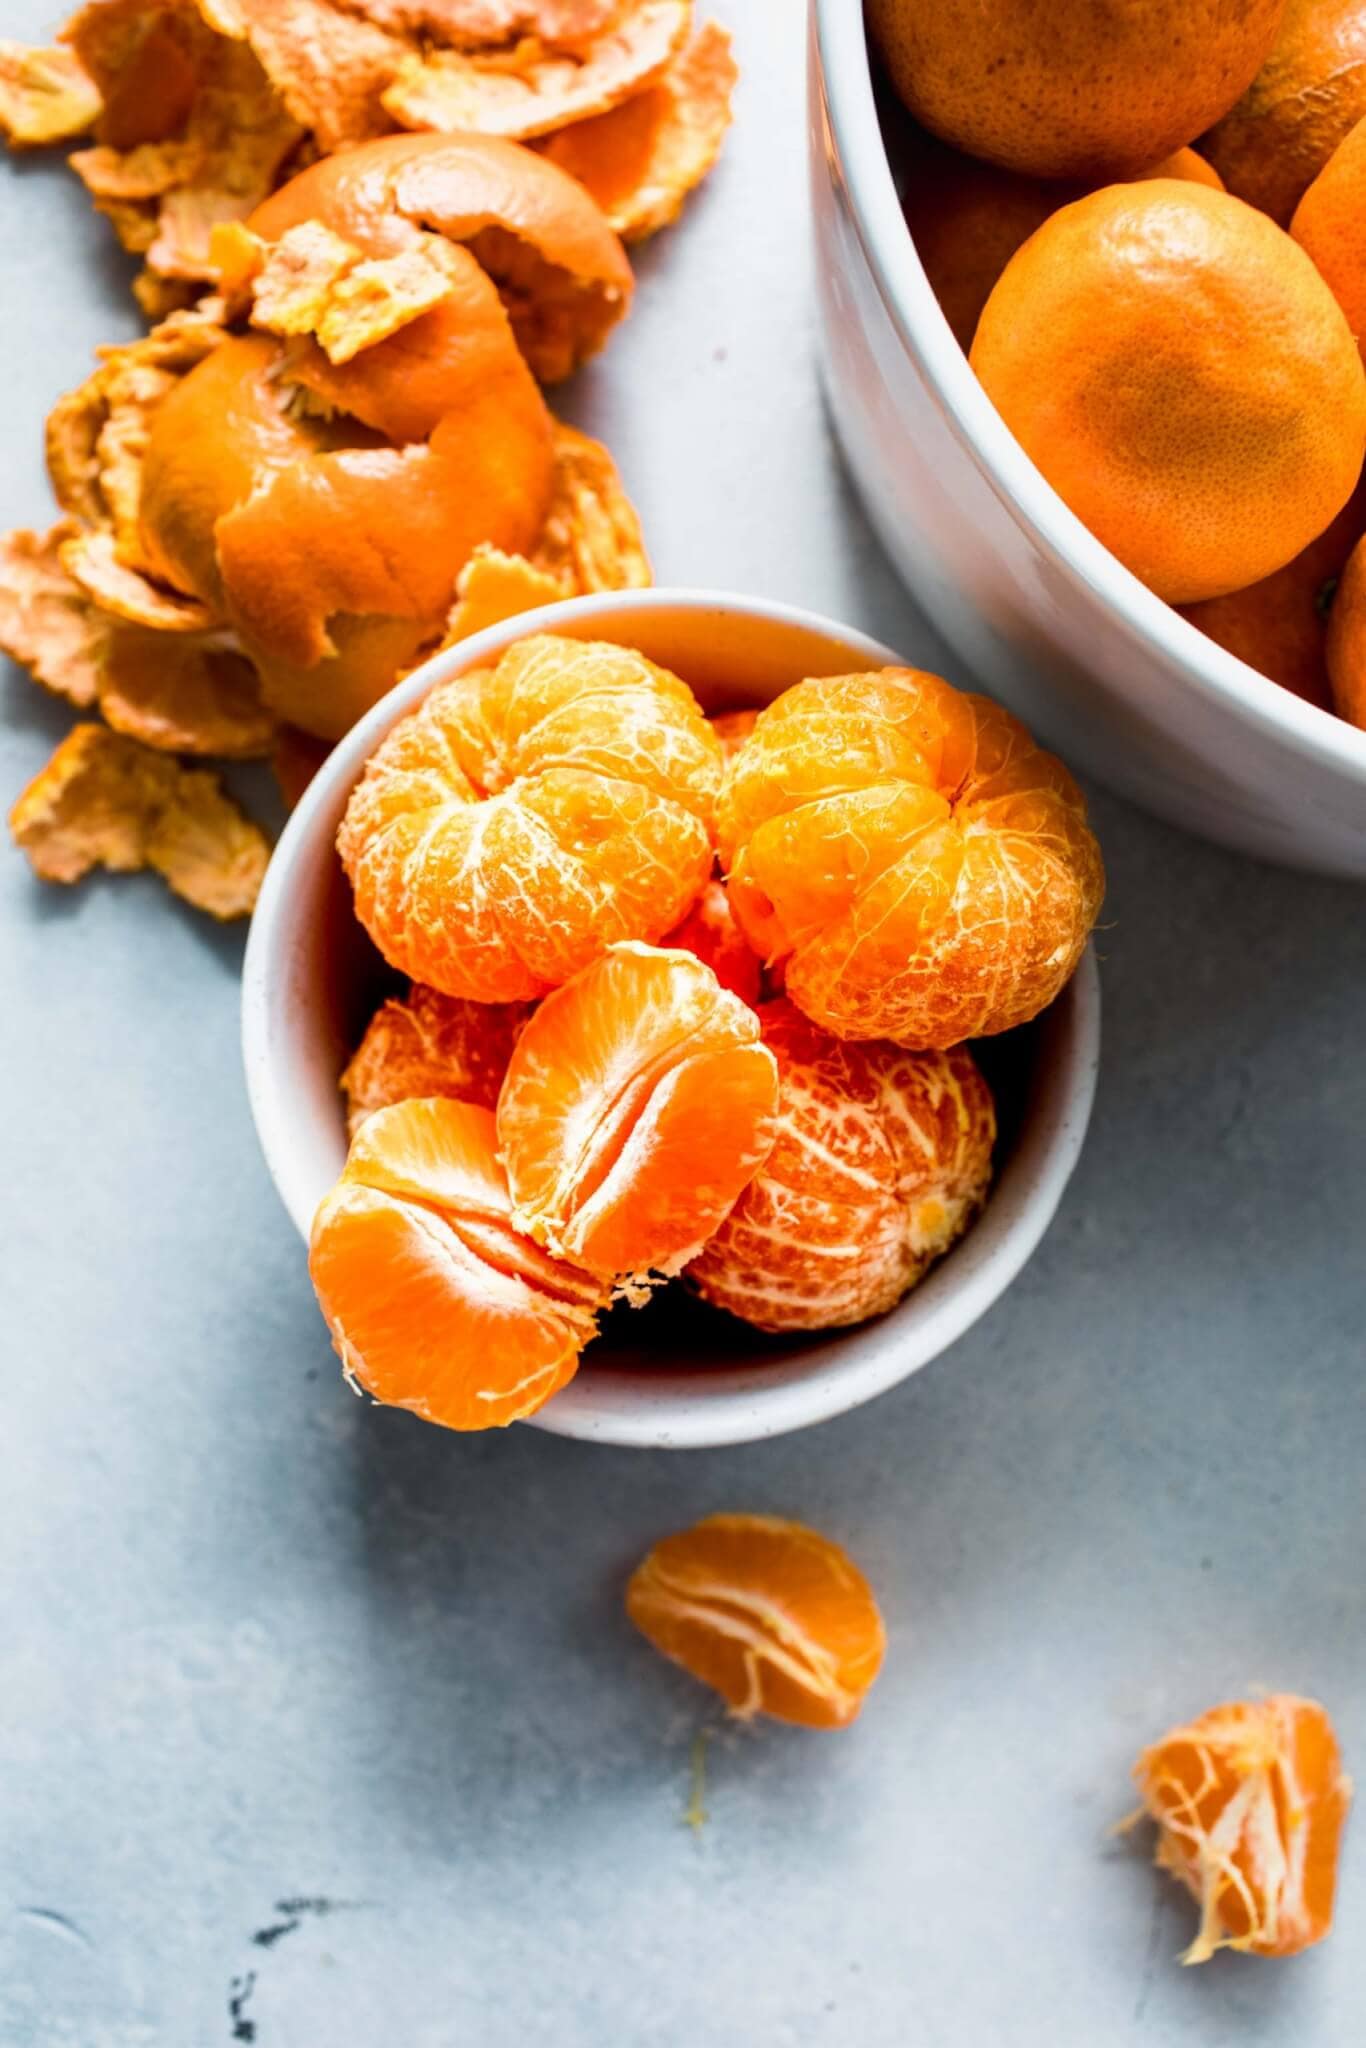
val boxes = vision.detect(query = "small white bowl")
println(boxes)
[242,589,1101,1449]
[810,0,1366,877]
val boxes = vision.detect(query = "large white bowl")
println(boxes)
[810,0,1366,878]
[242,589,1100,1450]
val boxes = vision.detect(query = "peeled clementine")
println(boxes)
[338,634,723,1001]
[867,0,1285,180]
[971,182,1366,604]
[497,942,779,1285]
[688,1000,995,1333]
[308,1097,606,1431]
[1134,1694,1351,1961]
[718,668,1103,1048]
[626,1514,886,1729]
[1291,114,1366,357]
[661,877,763,1006]
[341,984,533,1135]
[1202,0,1366,225]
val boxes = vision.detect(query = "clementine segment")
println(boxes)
[1202,0,1366,224]
[688,1000,994,1333]
[661,878,762,1007]
[497,942,779,1283]
[338,634,722,1001]
[308,1097,606,1430]
[718,668,1103,1048]
[1134,1694,1351,1961]
[971,182,1366,605]
[342,984,533,1135]
[626,1514,886,1729]
[867,0,1285,180]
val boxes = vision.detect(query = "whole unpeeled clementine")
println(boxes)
[1202,0,1366,224]
[971,182,1366,603]
[1291,115,1366,357]
[1324,533,1366,728]
[868,0,1286,180]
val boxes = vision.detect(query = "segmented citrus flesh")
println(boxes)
[308,1097,606,1430]
[342,984,532,1134]
[496,941,779,1283]
[688,998,995,1333]
[1134,1694,1351,1962]
[708,704,756,760]
[338,634,723,1001]
[661,876,762,1005]
[718,667,1104,1048]
[626,1513,886,1729]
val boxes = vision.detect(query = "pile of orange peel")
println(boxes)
[0,0,737,917]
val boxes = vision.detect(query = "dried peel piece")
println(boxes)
[0,523,110,708]
[9,721,269,917]
[99,628,275,756]
[381,0,690,142]
[530,420,650,591]
[209,0,409,152]
[440,545,566,645]
[60,528,217,633]
[538,19,734,240]
[246,219,462,362]
[0,40,101,145]
[339,0,624,49]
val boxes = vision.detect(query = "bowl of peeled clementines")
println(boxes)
[243,590,1103,1448]
[812,0,1366,877]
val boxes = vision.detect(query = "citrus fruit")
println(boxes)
[661,878,763,1006]
[308,1097,606,1431]
[1201,0,1366,224]
[496,942,779,1284]
[901,127,1224,353]
[1291,114,1366,355]
[971,182,1366,604]
[1133,1694,1351,1961]
[338,634,723,1002]
[1325,532,1366,727]
[688,1000,995,1333]
[341,985,533,1135]
[626,1513,886,1729]
[867,0,1286,180]
[718,667,1103,1048]
[709,706,758,760]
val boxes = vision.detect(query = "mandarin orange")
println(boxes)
[496,942,779,1285]
[1325,532,1366,728]
[338,634,722,1001]
[1202,0,1366,224]
[688,1000,994,1333]
[972,182,1366,604]
[341,984,534,1136]
[308,1097,606,1431]
[661,877,762,1007]
[1291,114,1366,356]
[626,1514,886,1729]
[1134,1694,1352,1961]
[718,668,1103,1048]
[868,0,1285,180]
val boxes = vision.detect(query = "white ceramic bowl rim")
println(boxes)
[814,0,1366,789]
[243,586,1101,1449]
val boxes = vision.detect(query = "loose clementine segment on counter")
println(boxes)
[497,942,779,1283]
[309,1097,607,1429]
[719,667,1103,1048]
[1134,1694,1352,1962]
[338,634,722,1001]
[342,985,533,1135]
[627,1514,886,1729]
[688,1000,995,1333]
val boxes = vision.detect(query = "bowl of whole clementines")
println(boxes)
[812,0,1366,877]
[243,589,1102,1448]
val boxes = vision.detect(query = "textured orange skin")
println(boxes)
[339,635,723,1001]
[868,0,1285,180]
[1325,532,1366,729]
[342,984,533,1135]
[1202,0,1366,224]
[1178,472,1366,710]
[308,1098,606,1432]
[719,668,1103,1049]
[689,1001,995,1334]
[1134,1694,1351,1960]
[496,943,779,1283]
[971,182,1366,604]
[1291,114,1366,357]
[902,129,1224,354]
[626,1514,886,1729]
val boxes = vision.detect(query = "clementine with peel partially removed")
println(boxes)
[626,1514,886,1729]
[719,668,1103,1048]
[1133,1694,1351,1961]
[497,942,779,1284]
[308,1097,606,1430]
[688,1000,995,1333]
[339,634,722,1002]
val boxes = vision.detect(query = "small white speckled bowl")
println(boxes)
[241,589,1101,1449]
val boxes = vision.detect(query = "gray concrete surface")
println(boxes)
[3,4,1364,2043]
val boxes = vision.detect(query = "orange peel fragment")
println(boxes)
[342,982,533,1134]
[98,628,275,756]
[243,218,464,362]
[530,420,650,591]
[9,721,268,916]
[0,523,110,708]
[0,40,101,145]
[440,546,566,646]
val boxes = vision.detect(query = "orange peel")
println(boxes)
[440,545,566,646]
[9,721,268,916]
[342,982,533,1133]
[0,40,101,145]
[0,523,110,709]
[538,19,734,239]
[529,420,650,590]
[98,628,275,756]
